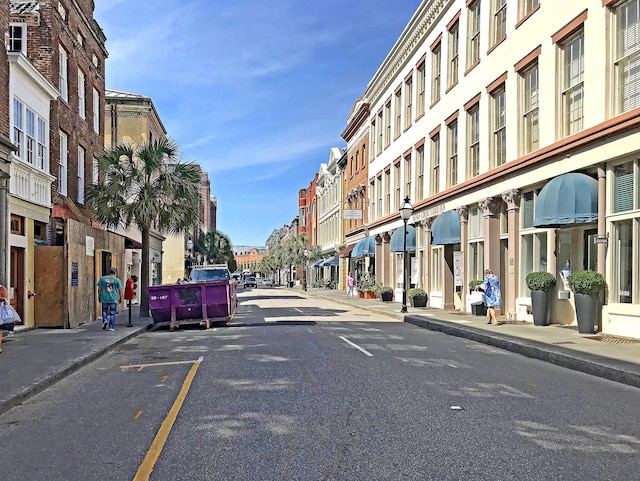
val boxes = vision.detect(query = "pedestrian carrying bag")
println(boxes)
[0,301,20,325]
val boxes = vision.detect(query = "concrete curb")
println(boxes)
[405,315,640,389]
[0,324,152,416]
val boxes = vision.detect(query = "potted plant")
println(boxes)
[357,273,377,299]
[469,279,484,291]
[567,270,606,334]
[408,287,428,308]
[380,286,393,302]
[525,271,556,326]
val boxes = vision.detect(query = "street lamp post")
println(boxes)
[186,238,194,277]
[399,196,414,313]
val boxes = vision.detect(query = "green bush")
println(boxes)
[469,279,483,290]
[380,286,393,294]
[408,288,426,298]
[567,270,606,294]
[525,271,556,291]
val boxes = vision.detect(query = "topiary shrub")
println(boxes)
[469,279,483,290]
[525,271,557,292]
[567,270,606,294]
[380,286,393,294]
[408,287,426,298]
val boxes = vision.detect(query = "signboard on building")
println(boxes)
[71,261,79,287]
[343,209,363,220]
[453,251,463,287]
[86,236,94,256]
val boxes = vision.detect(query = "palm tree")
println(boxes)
[195,230,237,272]
[87,139,202,317]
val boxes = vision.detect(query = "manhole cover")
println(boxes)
[586,334,640,344]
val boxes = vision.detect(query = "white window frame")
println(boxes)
[93,88,100,133]
[78,68,85,118]
[59,131,68,195]
[13,98,24,158]
[431,44,441,104]
[447,21,459,88]
[467,1,481,69]
[416,145,425,201]
[491,85,506,167]
[59,46,68,102]
[492,0,507,47]
[384,100,391,147]
[93,157,99,185]
[9,23,26,53]
[615,0,640,113]
[447,119,458,188]
[417,61,426,118]
[404,77,413,130]
[467,104,480,178]
[521,62,539,154]
[26,108,36,165]
[404,153,411,201]
[395,89,402,137]
[37,117,47,170]
[561,31,584,136]
[430,133,440,195]
[77,146,85,204]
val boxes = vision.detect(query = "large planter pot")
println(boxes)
[357,290,364,298]
[381,292,393,302]
[530,290,551,326]
[574,292,601,334]
[364,290,376,299]
[410,295,427,308]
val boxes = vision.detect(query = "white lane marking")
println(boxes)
[294,308,303,313]
[339,336,373,357]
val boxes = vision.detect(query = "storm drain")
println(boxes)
[586,334,640,344]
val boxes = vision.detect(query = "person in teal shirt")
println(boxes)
[97,268,123,331]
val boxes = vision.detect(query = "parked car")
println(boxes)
[244,276,257,288]
[261,278,273,287]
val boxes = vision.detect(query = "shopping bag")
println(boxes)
[0,302,20,325]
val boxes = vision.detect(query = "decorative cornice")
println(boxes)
[455,205,469,221]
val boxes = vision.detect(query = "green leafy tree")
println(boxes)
[87,139,202,317]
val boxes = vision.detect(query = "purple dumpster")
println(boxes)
[147,280,237,330]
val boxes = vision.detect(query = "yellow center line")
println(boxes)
[132,357,203,481]
[160,376,169,383]
[133,410,144,420]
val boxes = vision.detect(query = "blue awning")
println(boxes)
[352,237,376,257]
[533,173,598,228]
[431,210,461,245]
[390,224,416,252]
[324,257,339,266]
[312,260,324,268]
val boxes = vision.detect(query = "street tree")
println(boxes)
[87,139,202,317]
[195,230,237,272]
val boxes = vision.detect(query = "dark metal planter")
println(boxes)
[381,292,393,302]
[531,290,551,326]
[410,295,427,308]
[574,292,601,334]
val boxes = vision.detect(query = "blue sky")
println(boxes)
[94,0,421,246]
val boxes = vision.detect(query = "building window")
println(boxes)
[394,163,400,211]
[467,105,480,178]
[520,232,548,295]
[404,77,413,129]
[371,120,376,158]
[616,0,640,112]
[520,0,539,19]
[416,145,425,201]
[522,191,535,228]
[613,219,634,303]
[10,214,25,235]
[377,175,383,218]
[13,98,24,158]
[468,207,485,283]
[9,24,25,53]
[34,221,47,241]
[93,157,99,184]
[59,131,68,195]
[384,100,391,147]
[431,43,441,104]
[93,88,101,133]
[37,117,47,170]
[59,46,68,102]
[385,170,391,215]
[521,62,539,154]
[26,109,35,165]
[377,111,383,155]
[614,161,634,213]
[395,89,402,137]
[447,21,459,88]
[417,61,426,118]
[404,153,411,200]
[447,119,458,188]
[491,0,507,47]
[491,85,506,167]
[467,1,481,68]
[430,133,440,195]
[561,31,584,136]
[78,68,86,118]
[432,247,443,291]
[77,146,85,204]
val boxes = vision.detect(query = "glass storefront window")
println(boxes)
[520,231,548,295]
[614,219,633,303]
[469,241,484,282]
[432,248,443,291]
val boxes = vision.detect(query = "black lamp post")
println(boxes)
[399,196,414,313]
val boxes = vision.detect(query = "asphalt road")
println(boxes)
[0,288,639,480]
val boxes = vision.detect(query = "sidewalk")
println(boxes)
[0,306,151,415]
[297,287,640,389]
[1,289,638,416]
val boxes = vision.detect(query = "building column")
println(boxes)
[597,164,606,277]
[480,196,502,315]
[502,190,521,319]
[421,218,432,302]
[456,205,469,303]
[0,171,9,286]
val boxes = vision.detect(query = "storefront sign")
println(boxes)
[343,209,363,220]
[413,204,445,222]
[86,236,94,256]
[453,251,463,287]
[71,261,79,287]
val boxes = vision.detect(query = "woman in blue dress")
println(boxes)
[482,268,501,325]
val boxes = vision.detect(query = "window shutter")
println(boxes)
[614,164,634,212]
[523,191,534,228]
